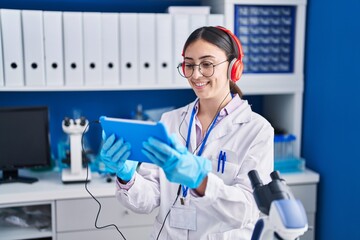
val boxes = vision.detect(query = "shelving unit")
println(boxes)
[202,0,307,157]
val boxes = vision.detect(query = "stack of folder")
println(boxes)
[0,9,224,89]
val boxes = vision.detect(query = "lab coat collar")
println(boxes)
[207,95,252,143]
[180,95,252,153]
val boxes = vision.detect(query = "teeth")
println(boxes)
[195,82,207,87]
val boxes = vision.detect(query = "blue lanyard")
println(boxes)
[182,100,220,198]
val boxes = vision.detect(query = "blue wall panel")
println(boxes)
[303,0,360,238]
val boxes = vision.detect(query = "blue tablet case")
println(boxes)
[99,116,171,163]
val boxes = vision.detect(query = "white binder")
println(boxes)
[22,10,46,86]
[43,11,64,86]
[172,14,190,84]
[156,14,173,84]
[83,12,102,86]
[207,14,224,27]
[0,9,24,87]
[119,13,139,85]
[0,17,4,87]
[190,14,207,32]
[63,12,84,86]
[101,13,120,86]
[138,14,156,85]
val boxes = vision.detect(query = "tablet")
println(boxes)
[99,116,171,163]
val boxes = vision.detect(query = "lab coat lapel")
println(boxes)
[205,100,252,144]
[179,100,198,153]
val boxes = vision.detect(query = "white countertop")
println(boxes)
[0,168,319,206]
[0,170,116,205]
[281,168,320,185]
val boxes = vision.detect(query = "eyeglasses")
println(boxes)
[177,60,228,78]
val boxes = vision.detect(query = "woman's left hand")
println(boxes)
[142,134,212,189]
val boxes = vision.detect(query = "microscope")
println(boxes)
[61,117,91,183]
[248,170,308,240]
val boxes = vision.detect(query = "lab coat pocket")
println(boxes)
[211,150,239,185]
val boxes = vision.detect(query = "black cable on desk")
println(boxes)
[82,120,127,240]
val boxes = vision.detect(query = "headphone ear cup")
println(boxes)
[228,58,244,82]
[181,62,185,76]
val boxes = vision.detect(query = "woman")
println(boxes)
[101,26,274,239]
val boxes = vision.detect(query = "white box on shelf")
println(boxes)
[172,14,190,84]
[83,12,102,86]
[190,14,207,32]
[101,13,120,86]
[63,12,84,86]
[207,14,224,26]
[22,10,46,87]
[0,9,24,87]
[43,11,64,86]
[119,13,139,85]
[0,16,4,87]
[138,14,156,85]
[167,6,211,14]
[155,14,173,85]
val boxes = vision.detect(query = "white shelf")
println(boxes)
[0,74,303,95]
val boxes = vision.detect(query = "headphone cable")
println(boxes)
[179,91,230,155]
[81,120,127,240]
[156,184,181,240]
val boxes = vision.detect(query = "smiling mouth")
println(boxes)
[193,82,209,87]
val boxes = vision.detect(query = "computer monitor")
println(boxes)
[0,106,51,184]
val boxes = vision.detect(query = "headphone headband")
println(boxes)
[215,26,244,62]
[215,26,244,82]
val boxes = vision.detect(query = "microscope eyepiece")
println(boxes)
[248,170,263,190]
[270,171,282,181]
[80,117,86,126]
[64,117,71,127]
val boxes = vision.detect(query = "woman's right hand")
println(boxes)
[100,132,138,182]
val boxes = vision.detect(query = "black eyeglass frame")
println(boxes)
[177,60,228,78]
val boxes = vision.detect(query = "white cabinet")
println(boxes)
[0,170,319,240]
[56,197,157,239]
[0,171,157,240]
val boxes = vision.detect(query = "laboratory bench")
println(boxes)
[0,169,319,240]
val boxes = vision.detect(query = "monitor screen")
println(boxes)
[0,106,51,184]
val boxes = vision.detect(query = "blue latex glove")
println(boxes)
[100,132,138,181]
[141,134,212,188]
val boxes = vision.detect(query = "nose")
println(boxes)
[191,65,202,79]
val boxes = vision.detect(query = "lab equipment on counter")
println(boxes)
[248,170,308,240]
[61,117,90,183]
[274,134,305,173]
[99,116,171,163]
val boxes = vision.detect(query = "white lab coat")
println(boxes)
[116,96,274,240]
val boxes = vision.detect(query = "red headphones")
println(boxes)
[181,26,244,82]
[216,26,244,82]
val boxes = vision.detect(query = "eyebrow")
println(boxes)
[184,55,216,61]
